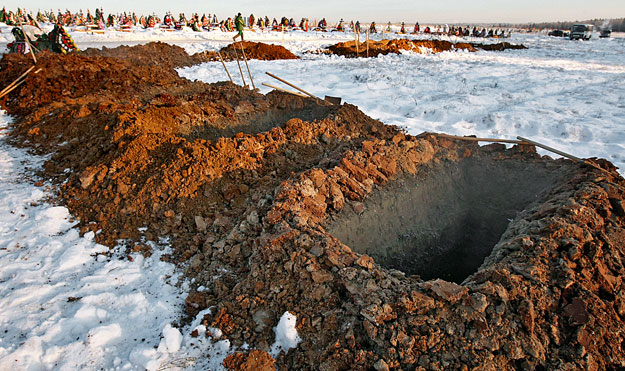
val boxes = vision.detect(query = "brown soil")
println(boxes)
[327,39,527,58]
[217,41,298,61]
[80,41,211,68]
[224,350,275,371]
[81,41,297,67]
[2,43,625,371]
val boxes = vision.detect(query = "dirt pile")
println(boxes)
[0,50,375,249]
[2,43,625,371]
[81,41,212,68]
[327,39,527,57]
[217,41,299,61]
[81,41,298,66]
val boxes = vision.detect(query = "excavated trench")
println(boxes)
[329,154,566,283]
[189,99,334,141]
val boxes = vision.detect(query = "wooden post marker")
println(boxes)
[217,51,234,84]
[239,42,255,89]
[18,19,37,64]
[232,46,247,87]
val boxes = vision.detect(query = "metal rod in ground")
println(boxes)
[265,72,317,99]
[0,65,35,96]
[261,82,307,97]
[232,47,247,87]
[216,51,233,84]
[239,42,255,89]
[517,136,605,171]
[18,19,37,64]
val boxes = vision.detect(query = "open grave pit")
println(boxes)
[328,152,569,283]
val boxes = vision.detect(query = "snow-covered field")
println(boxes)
[0,25,623,370]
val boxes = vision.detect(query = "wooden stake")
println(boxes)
[354,28,359,56]
[216,51,233,83]
[265,72,317,99]
[432,133,524,144]
[517,136,606,171]
[0,78,26,99]
[261,82,307,97]
[366,29,369,58]
[239,42,255,89]
[18,19,37,64]
[232,46,247,87]
[428,133,607,171]
[0,65,35,97]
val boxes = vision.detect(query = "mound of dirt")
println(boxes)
[81,41,297,67]
[327,39,527,57]
[216,41,299,61]
[2,43,625,371]
[0,50,383,249]
[81,41,211,68]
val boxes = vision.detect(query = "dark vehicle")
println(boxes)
[570,24,593,40]
[548,29,565,37]
[600,29,612,38]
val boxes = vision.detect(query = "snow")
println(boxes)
[160,324,183,353]
[270,311,301,358]
[0,114,230,370]
[0,23,623,370]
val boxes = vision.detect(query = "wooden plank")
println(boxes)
[517,136,606,171]
[262,82,307,97]
[265,72,316,99]
[433,133,524,144]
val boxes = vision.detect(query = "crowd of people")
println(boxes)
[0,7,511,38]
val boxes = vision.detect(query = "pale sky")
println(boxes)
[2,0,624,24]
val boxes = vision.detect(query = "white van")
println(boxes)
[570,24,593,40]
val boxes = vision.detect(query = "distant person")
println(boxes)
[318,18,327,30]
[233,12,244,41]
[400,22,406,33]
[369,21,376,33]
[336,18,344,32]
[413,22,419,34]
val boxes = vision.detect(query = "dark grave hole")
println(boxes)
[328,155,567,283]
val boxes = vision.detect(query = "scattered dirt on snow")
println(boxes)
[2,43,625,371]
[326,38,527,57]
